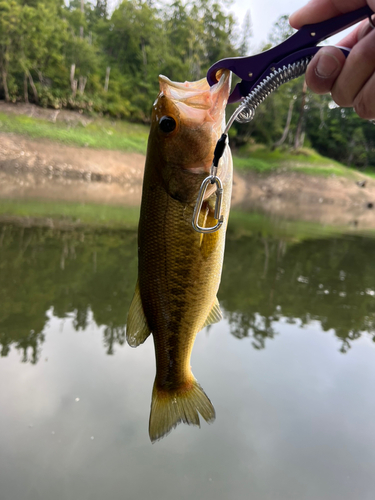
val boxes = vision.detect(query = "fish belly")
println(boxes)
[131,148,232,442]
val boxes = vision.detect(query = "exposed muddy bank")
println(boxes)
[0,131,375,230]
[235,170,375,229]
[0,132,144,207]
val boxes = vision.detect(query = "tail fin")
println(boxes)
[149,379,215,443]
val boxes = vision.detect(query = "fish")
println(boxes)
[126,70,232,442]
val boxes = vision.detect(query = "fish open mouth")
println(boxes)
[158,71,231,124]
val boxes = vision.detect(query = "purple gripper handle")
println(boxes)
[207,5,374,102]
[229,45,350,104]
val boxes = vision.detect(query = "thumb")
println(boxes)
[305,47,346,94]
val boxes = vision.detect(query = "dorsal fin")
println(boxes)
[202,297,223,328]
[126,280,151,347]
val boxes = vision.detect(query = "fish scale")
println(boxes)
[126,71,232,442]
[140,185,225,385]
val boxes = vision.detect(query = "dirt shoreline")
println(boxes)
[1,127,375,230]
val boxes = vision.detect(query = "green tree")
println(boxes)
[238,10,252,57]
[94,0,108,19]
[268,14,294,45]
[0,0,20,101]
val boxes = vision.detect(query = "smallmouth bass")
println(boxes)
[126,71,232,442]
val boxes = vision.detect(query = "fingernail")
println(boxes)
[315,53,340,78]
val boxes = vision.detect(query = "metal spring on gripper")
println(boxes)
[193,56,315,234]
[224,56,314,133]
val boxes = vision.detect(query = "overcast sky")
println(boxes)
[228,0,304,47]
[229,0,353,48]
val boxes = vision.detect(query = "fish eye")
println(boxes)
[159,116,176,133]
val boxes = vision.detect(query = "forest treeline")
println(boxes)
[0,0,374,168]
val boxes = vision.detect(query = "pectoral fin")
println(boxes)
[126,280,151,347]
[202,297,223,328]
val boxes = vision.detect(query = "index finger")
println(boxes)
[289,0,367,29]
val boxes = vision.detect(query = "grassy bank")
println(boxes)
[0,199,140,229]
[1,198,372,241]
[228,210,356,241]
[0,105,359,177]
[0,197,342,240]
[0,111,149,154]
[233,144,356,178]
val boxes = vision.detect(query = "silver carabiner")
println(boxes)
[192,175,224,234]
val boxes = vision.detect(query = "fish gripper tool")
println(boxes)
[192,5,375,234]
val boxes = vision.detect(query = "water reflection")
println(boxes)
[0,225,137,362]
[1,222,375,362]
[221,232,375,353]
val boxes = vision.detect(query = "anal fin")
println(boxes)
[126,280,151,347]
[202,296,223,328]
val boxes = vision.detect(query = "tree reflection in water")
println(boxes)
[1,222,375,362]
[0,225,137,362]
[220,230,375,353]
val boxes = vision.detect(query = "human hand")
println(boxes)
[289,0,375,120]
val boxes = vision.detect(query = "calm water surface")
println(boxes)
[1,218,375,500]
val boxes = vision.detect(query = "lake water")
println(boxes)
[1,215,375,500]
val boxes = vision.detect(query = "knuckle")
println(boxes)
[331,87,352,108]
[350,32,375,65]
[353,92,372,120]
